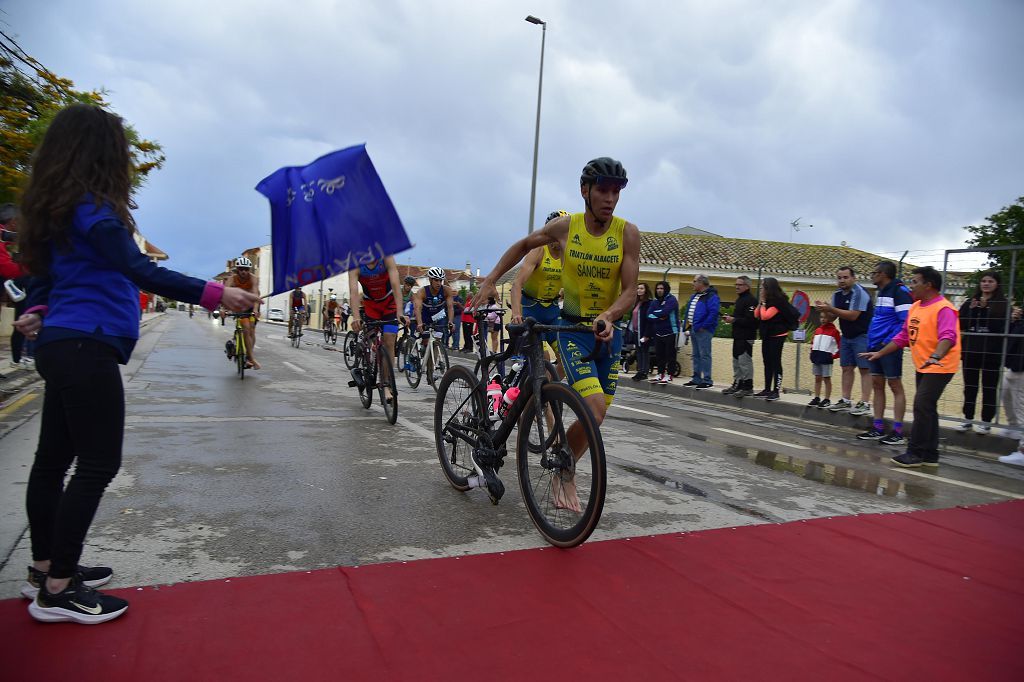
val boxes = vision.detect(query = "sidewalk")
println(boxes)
[445,346,1017,457]
[0,311,167,402]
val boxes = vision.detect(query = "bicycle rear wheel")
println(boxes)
[516,382,606,548]
[428,341,450,391]
[343,331,358,369]
[434,365,487,490]
[358,352,375,409]
[378,345,398,425]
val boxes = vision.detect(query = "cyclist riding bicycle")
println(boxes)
[511,209,568,370]
[323,293,340,328]
[401,275,418,335]
[288,285,307,337]
[413,267,455,348]
[225,256,262,369]
[473,157,640,512]
[348,256,405,403]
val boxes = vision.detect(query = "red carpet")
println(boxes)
[3,502,1022,681]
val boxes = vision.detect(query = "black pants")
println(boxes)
[27,340,124,578]
[636,340,651,374]
[961,348,1001,422]
[761,335,786,392]
[654,336,675,375]
[911,372,954,460]
[11,299,27,363]
[462,322,474,350]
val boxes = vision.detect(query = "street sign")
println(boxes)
[791,290,811,323]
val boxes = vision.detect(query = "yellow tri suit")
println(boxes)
[556,213,626,405]
[521,244,563,345]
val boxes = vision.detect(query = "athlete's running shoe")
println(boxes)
[28,576,128,624]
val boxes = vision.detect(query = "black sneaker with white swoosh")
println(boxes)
[28,576,128,624]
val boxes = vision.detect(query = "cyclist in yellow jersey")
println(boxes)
[474,158,640,511]
[511,209,567,366]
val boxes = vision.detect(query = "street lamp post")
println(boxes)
[525,15,546,234]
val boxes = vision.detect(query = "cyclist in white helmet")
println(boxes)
[225,256,262,369]
[413,266,455,353]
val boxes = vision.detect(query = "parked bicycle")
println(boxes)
[347,320,398,425]
[403,322,450,391]
[434,318,608,548]
[224,313,256,380]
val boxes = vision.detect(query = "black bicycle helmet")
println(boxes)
[403,275,417,285]
[546,209,570,223]
[580,157,627,187]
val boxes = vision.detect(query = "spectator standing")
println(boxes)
[754,277,797,401]
[722,275,757,396]
[629,282,654,381]
[683,274,719,388]
[461,298,475,351]
[816,266,874,416]
[956,271,1007,433]
[647,281,679,385]
[857,262,913,446]
[808,309,841,408]
[340,299,351,330]
[864,267,960,468]
[13,104,259,624]
[2,205,32,369]
[999,305,1024,467]
[450,294,464,349]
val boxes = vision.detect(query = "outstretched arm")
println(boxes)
[511,246,544,323]
[473,217,568,307]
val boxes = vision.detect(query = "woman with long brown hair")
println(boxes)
[14,104,258,624]
[753,277,797,400]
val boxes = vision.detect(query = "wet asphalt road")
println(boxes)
[1,312,1022,597]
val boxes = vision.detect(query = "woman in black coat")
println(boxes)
[958,270,1008,432]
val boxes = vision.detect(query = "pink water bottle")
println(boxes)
[486,378,503,420]
[498,386,520,419]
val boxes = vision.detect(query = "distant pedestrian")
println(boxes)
[857,261,913,446]
[629,282,654,381]
[864,266,960,468]
[647,281,679,385]
[683,274,719,388]
[754,277,797,401]
[816,266,874,416]
[957,271,1007,434]
[722,275,757,397]
[450,294,464,349]
[999,305,1024,467]
[808,309,841,408]
[461,299,475,351]
[340,299,351,330]
[13,104,259,624]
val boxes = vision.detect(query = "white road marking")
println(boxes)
[283,361,306,374]
[609,404,670,419]
[398,415,436,441]
[896,469,1024,499]
[712,427,810,450]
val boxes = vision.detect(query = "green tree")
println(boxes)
[964,196,1024,295]
[0,30,164,204]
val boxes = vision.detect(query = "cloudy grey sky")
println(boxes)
[5,0,1023,278]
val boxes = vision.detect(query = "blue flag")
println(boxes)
[255,144,412,295]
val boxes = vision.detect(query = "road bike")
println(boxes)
[347,320,398,425]
[470,308,557,388]
[225,313,256,380]
[323,316,338,345]
[404,322,450,392]
[289,308,305,348]
[434,318,607,548]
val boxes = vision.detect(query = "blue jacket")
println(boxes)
[685,286,720,333]
[867,279,912,350]
[647,294,679,337]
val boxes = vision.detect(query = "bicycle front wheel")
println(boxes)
[323,324,332,344]
[236,331,246,380]
[428,341,450,392]
[343,331,358,369]
[434,365,486,490]
[405,347,423,388]
[516,382,606,548]
[378,345,398,425]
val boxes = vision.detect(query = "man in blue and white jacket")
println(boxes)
[856,261,913,446]
[683,274,720,388]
